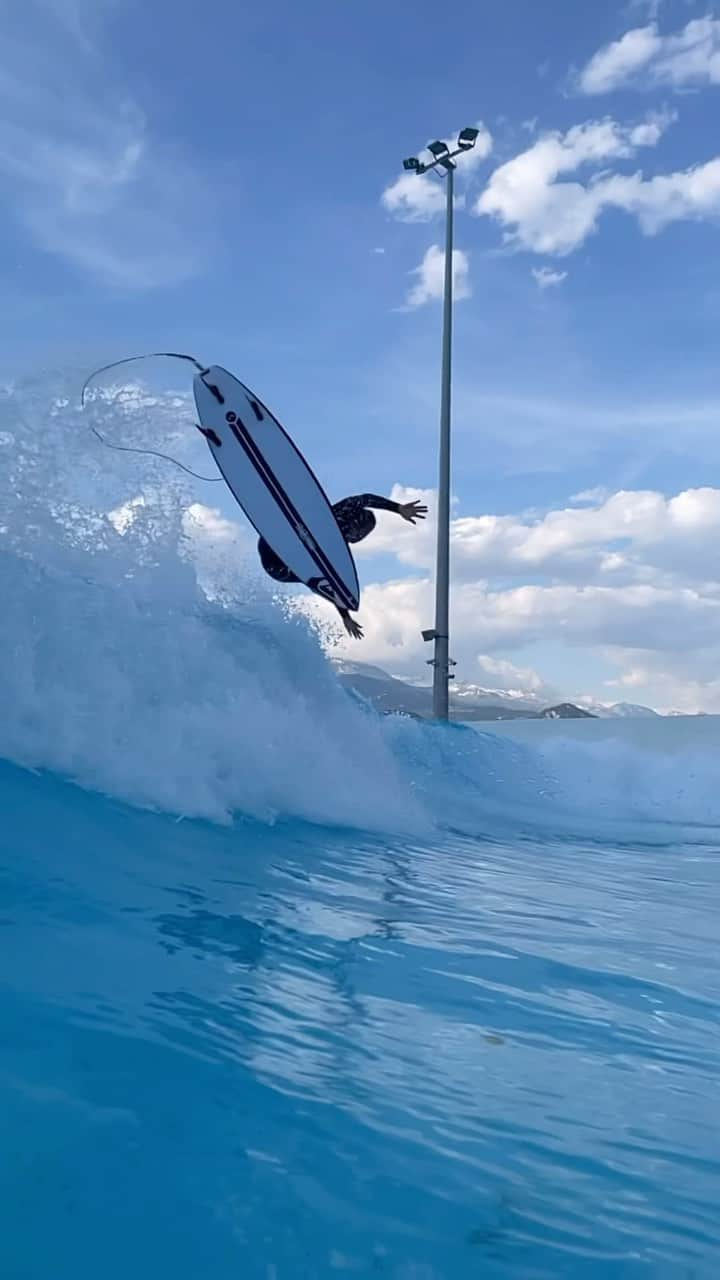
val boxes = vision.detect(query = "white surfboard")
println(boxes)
[193,366,360,612]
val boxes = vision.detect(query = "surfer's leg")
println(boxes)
[257,537,300,584]
[339,608,363,640]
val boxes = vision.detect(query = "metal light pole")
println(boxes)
[403,128,479,720]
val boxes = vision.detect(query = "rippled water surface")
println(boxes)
[3,756,719,1279]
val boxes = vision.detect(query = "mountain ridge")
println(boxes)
[333,660,609,720]
[331,660,674,720]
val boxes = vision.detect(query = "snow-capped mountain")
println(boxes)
[332,661,667,719]
[335,663,549,710]
[332,661,597,720]
[451,682,547,711]
[576,699,659,719]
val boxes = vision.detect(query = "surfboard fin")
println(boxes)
[196,425,222,447]
[197,371,225,405]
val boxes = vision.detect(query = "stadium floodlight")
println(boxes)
[457,126,480,150]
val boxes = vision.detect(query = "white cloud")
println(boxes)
[381,172,448,223]
[381,122,493,222]
[571,487,609,505]
[579,24,660,94]
[275,482,720,708]
[628,111,677,146]
[532,266,568,288]
[305,571,720,682]
[474,654,549,695]
[607,666,653,689]
[405,245,471,308]
[475,111,720,257]
[598,156,720,235]
[369,485,720,587]
[579,17,720,94]
[0,0,210,287]
[475,116,652,255]
[599,648,720,714]
[466,582,720,653]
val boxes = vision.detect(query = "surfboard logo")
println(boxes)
[295,523,315,550]
[227,406,264,426]
[308,577,346,608]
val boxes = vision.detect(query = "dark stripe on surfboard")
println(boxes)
[230,375,359,603]
[226,417,349,598]
[225,415,354,609]
[210,410,356,610]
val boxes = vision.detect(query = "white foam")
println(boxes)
[475,717,720,830]
[0,372,425,831]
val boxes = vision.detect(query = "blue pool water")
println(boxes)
[1,375,719,1278]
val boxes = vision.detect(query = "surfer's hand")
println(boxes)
[340,610,363,640]
[399,500,428,524]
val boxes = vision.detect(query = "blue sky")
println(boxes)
[3,0,720,710]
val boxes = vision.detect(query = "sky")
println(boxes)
[2,0,720,711]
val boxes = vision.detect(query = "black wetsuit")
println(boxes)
[258,494,402,585]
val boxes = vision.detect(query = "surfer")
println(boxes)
[258,494,427,639]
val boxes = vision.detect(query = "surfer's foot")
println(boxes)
[340,610,363,640]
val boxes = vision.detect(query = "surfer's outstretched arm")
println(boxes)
[337,495,428,523]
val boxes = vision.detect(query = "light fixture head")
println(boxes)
[403,156,421,172]
[427,139,450,159]
[457,126,480,150]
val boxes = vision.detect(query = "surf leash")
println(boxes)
[81,352,223,482]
